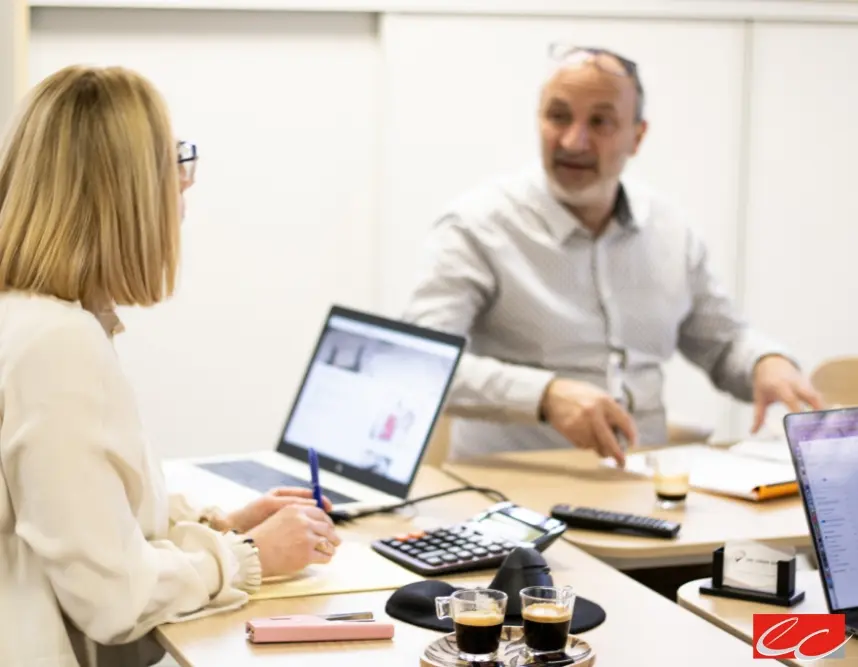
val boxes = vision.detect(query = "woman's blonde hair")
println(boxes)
[0,65,180,307]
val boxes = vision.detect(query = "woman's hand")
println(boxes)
[247,505,342,578]
[225,488,333,534]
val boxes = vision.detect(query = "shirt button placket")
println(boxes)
[591,237,621,353]
[592,234,628,413]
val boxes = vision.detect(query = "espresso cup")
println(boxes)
[650,450,691,509]
[520,585,575,655]
[436,588,508,661]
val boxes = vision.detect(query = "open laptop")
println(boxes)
[784,407,858,634]
[163,305,465,514]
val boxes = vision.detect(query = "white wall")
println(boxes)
[22,3,858,455]
[30,8,380,459]
[738,21,858,432]
[0,0,29,129]
[24,0,858,22]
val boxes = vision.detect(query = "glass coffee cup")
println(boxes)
[650,449,691,509]
[436,588,508,661]
[520,585,575,655]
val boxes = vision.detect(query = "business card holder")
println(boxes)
[698,546,805,607]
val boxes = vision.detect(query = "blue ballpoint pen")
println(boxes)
[308,447,324,510]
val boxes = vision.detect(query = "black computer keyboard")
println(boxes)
[197,460,356,505]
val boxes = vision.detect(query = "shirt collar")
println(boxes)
[522,165,652,242]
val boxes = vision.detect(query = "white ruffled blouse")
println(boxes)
[0,292,260,667]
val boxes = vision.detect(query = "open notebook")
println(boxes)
[601,443,798,502]
[251,540,422,601]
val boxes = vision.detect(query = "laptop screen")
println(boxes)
[277,305,465,499]
[785,408,858,612]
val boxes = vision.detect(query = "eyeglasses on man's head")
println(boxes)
[548,44,638,78]
[546,44,645,121]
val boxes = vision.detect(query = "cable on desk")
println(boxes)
[329,486,509,523]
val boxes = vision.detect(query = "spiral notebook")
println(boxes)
[601,444,798,502]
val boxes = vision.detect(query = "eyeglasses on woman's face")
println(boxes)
[177,140,198,189]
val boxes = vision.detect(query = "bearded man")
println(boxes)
[403,45,821,465]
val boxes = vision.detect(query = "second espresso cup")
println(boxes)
[520,585,575,654]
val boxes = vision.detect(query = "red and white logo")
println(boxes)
[753,614,850,660]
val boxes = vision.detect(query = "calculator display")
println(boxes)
[475,512,544,543]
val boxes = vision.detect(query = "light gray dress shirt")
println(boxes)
[403,165,789,460]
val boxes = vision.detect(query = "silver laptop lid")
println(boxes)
[785,408,858,613]
[276,305,465,499]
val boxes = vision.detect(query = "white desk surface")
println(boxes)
[678,570,858,666]
[157,465,765,666]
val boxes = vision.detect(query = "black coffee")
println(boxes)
[655,492,688,503]
[522,603,571,652]
[656,491,687,502]
[654,473,689,503]
[454,611,504,656]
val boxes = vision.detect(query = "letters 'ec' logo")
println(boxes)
[753,614,850,660]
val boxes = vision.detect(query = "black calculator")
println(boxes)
[371,501,567,576]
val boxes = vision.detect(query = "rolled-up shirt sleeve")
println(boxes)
[404,214,555,422]
[1,319,258,646]
[677,228,795,401]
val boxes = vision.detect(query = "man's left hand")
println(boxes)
[225,488,333,534]
[751,355,824,433]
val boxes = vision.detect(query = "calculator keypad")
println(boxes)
[373,523,518,575]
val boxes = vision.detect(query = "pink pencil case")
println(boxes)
[246,615,395,644]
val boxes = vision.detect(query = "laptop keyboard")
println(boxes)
[197,460,356,505]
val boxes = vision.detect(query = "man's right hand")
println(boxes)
[540,378,638,467]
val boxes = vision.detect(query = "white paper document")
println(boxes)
[729,437,792,464]
[602,444,797,501]
[722,540,795,594]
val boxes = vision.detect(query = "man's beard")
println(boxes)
[546,173,615,209]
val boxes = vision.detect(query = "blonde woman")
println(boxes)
[0,66,341,667]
